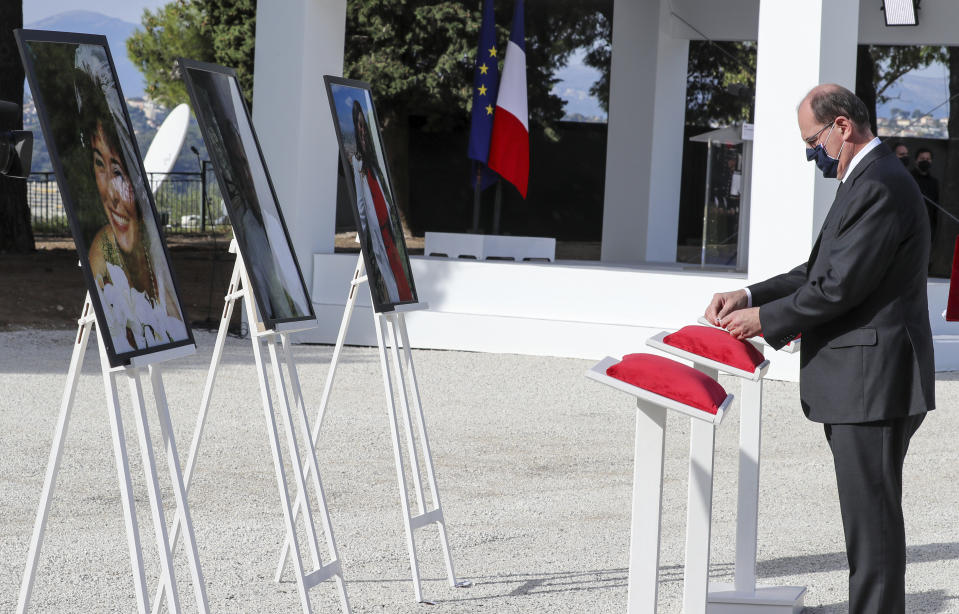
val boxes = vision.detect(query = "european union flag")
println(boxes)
[467,0,500,190]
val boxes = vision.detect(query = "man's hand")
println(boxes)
[722,307,762,340]
[705,289,749,326]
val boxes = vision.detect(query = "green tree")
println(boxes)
[0,0,33,253]
[685,40,756,127]
[582,8,611,112]
[205,0,257,103]
[344,0,609,133]
[127,0,214,108]
[127,0,256,108]
[343,0,610,219]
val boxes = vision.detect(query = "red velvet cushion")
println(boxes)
[948,236,959,321]
[606,353,728,415]
[663,325,765,372]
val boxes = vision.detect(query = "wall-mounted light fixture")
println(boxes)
[882,0,920,26]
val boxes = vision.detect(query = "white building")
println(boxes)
[251,0,959,381]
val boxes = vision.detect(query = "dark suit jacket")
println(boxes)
[749,143,935,423]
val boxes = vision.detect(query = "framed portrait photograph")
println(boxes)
[323,76,418,313]
[178,59,315,330]
[16,30,194,367]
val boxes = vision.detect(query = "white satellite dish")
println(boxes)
[143,103,191,195]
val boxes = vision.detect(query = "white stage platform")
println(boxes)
[305,254,959,382]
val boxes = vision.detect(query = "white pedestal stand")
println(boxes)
[586,357,733,614]
[678,319,807,614]
[17,295,209,614]
[152,241,350,614]
[276,255,465,604]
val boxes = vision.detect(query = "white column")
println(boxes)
[601,0,688,264]
[746,0,859,285]
[252,0,347,282]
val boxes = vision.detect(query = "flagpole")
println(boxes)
[472,168,482,233]
[492,178,503,235]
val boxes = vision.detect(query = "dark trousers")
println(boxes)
[824,413,925,614]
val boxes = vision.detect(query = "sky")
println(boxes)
[24,0,169,26]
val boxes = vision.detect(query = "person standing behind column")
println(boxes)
[704,84,935,614]
[911,147,940,260]
[892,141,910,167]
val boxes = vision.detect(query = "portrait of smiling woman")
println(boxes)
[77,76,186,352]
[18,33,192,364]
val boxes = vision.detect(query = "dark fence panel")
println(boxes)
[27,170,228,236]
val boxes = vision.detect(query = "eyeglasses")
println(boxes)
[803,121,834,147]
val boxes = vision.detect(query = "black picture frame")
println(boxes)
[15,29,195,367]
[323,76,419,313]
[178,58,316,330]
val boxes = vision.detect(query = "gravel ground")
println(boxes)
[2,328,958,613]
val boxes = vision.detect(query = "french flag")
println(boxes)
[488,0,528,199]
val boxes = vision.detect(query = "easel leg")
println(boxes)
[384,316,428,516]
[127,369,182,614]
[279,334,351,613]
[151,365,211,613]
[267,337,325,571]
[277,256,362,584]
[251,332,314,614]
[97,328,151,614]
[314,255,364,433]
[153,254,242,613]
[628,401,667,614]
[374,314,423,603]
[395,315,459,586]
[16,299,96,614]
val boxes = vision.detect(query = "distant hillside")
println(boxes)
[25,91,208,174]
[26,10,145,99]
[877,72,951,119]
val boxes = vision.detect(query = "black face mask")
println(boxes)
[900,156,911,167]
[917,160,932,173]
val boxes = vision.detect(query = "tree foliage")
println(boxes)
[582,8,611,112]
[127,0,612,134]
[127,1,213,108]
[127,0,256,108]
[869,45,946,105]
[685,40,756,127]
[343,0,610,135]
[204,0,257,104]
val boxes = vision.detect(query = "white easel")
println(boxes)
[274,254,465,603]
[17,295,209,614]
[152,240,350,614]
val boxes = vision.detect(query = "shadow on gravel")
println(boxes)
[398,561,738,602]
[758,542,959,578]
[802,589,955,613]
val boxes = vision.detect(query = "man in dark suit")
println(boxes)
[705,84,935,614]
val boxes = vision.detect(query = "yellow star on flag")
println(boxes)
[479,63,488,75]
[489,46,497,58]
[478,84,487,96]
[485,104,494,115]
